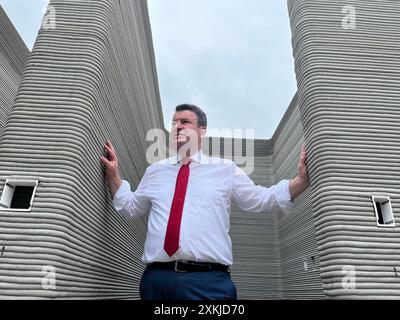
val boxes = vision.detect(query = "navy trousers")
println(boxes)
[139,266,237,300]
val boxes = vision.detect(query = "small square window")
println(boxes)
[371,194,395,227]
[0,179,39,212]
[303,258,308,271]
[303,256,317,272]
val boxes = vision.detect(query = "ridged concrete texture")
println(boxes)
[1,0,399,300]
[273,95,324,299]
[0,5,29,136]
[0,0,163,299]
[288,0,400,298]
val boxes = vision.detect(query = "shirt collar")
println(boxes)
[169,149,207,165]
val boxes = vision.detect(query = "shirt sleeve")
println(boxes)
[231,165,293,214]
[112,168,151,220]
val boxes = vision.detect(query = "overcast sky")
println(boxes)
[0,0,297,139]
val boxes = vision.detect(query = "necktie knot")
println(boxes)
[181,158,191,166]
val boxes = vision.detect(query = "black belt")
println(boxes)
[148,261,230,273]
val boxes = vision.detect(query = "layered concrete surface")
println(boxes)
[0,0,163,299]
[0,0,399,299]
[0,5,29,136]
[288,0,400,298]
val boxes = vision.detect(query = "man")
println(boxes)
[100,104,310,300]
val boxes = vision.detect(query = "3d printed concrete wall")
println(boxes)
[288,0,400,298]
[0,6,29,136]
[1,0,399,300]
[0,0,164,298]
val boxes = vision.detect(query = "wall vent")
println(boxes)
[372,194,395,227]
[303,258,308,271]
[0,179,39,212]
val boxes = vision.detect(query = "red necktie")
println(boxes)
[164,162,190,257]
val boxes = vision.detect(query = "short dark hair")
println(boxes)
[175,104,207,127]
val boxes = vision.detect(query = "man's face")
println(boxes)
[170,110,206,151]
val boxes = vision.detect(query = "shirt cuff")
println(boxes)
[113,180,131,212]
[275,179,293,214]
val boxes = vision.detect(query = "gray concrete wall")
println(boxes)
[0,5,29,136]
[272,95,325,299]
[288,0,400,298]
[2,0,399,300]
[0,0,163,299]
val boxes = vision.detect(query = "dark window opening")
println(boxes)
[376,201,384,225]
[10,186,34,209]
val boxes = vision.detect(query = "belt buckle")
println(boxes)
[174,260,187,273]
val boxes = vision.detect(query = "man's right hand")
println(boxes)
[100,140,122,199]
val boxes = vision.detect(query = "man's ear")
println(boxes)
[200,126,207,138]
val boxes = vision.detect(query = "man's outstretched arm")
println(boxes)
[289,144,310,201]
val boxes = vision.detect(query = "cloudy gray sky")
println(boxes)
[0,0,297,139]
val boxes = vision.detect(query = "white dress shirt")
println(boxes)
[113,150,293,266]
